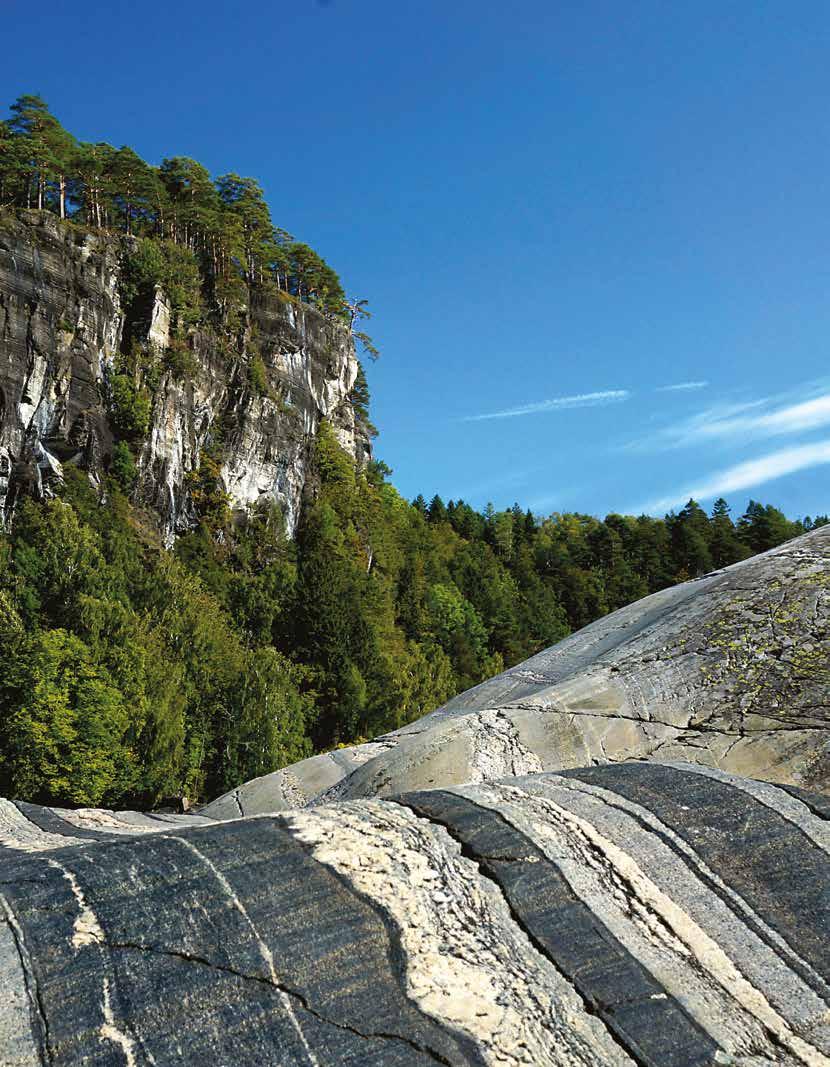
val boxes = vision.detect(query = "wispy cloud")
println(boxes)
[685,393,830,443]
[655,380,709,393]
[631,384,830,451]
[463,389,630,422]
[635,439,830,514]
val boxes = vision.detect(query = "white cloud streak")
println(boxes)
[655,380,709,392]
[639,388,830,451]
[463,389,630,422]
[637,439,830,514]
[700,393,830,439]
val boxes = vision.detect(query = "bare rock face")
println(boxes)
[0,211,368,541]
[202,524,830,820]
[1,763,828,1065]
[0,212,122,516]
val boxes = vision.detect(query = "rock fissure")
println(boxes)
[104,939,454,1066]
[0,895,54,1066]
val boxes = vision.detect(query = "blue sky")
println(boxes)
[4,0,830,520]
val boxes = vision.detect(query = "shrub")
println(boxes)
[111,441,138,491]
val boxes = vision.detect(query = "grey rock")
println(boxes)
[0,210,367,541]
[0,764,828,1065]
[203,523,830,819]
[2,212,828,1065]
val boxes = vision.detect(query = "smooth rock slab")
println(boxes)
[203,524,830,819]
[1,763,828,1065]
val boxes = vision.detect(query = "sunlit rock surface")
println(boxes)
[1,764,828,1065]
[203,524,830,821]
[0,210,368,541]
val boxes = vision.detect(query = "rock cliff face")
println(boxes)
[202,523,830,819]
[0,210,368,541]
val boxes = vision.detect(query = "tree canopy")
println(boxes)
[0,94,358,324]
[0,435,820,809]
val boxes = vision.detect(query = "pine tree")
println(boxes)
[8,94,74,213]
[428,495,448,524]
[668,499,713,579]
[108,146,158,233]
[71,142,117,228]
[738,501,800,553]
[216,173,280,285]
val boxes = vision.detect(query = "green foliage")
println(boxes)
[163,336,199,378]
[349,363,378,438]
[187,449,232,533]
[1,93,353,326]
[4,95,76,215]
[0,478,311,807]
[110,441,138,491]
[314,419,356,489]
[120,236,166,308]
[248,353,270,397]
[109,371,152,439]
[0,628,136,805]
[737,500,802,553]
[121,237,202,334]
[157,242,204,329]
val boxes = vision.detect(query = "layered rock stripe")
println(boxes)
[1,763,828,1066]
[203,524,830,820]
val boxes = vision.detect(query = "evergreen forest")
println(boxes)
[0,96,825,809]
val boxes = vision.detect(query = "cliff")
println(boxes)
[0,210,369,542]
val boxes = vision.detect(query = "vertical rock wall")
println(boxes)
[0,210,368,541]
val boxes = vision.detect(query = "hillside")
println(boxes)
[1,92,829,1067]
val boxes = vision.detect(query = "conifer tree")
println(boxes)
[709,498,748,568]
[8,94,74,213]
[669,499,714,579]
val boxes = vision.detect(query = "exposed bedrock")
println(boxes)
[202,523,830,820]
[1,763,828,1065]
[0,210,368,541]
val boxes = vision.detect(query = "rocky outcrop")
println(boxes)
[2,527,828,1064]
[0,212,121,517]
[1,763,828,1065]
[0,210,368,541]
[202,523,830,819]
